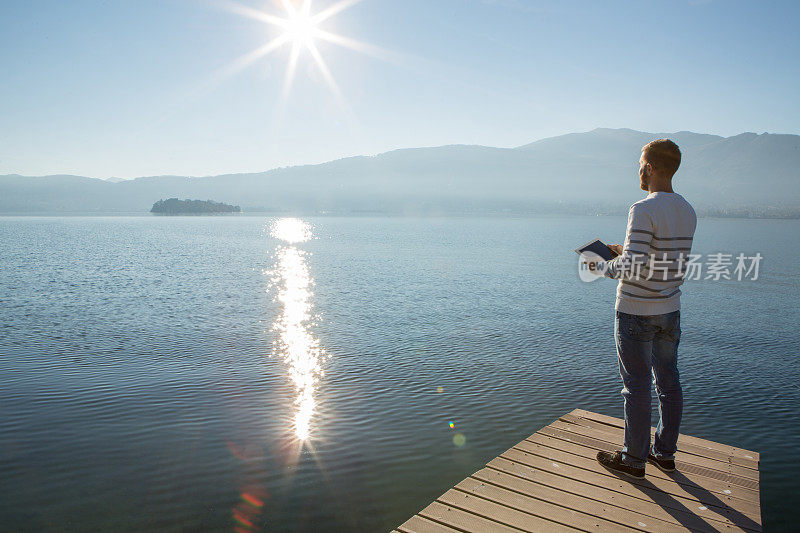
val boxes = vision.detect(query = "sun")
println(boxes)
[219,0,386,107]
[283,6,319,47]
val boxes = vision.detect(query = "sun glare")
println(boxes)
[284,9,318,46]
[219,0,386,108]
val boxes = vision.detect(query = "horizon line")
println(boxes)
[1,127,793,182]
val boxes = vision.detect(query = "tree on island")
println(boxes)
[150,198,241,215]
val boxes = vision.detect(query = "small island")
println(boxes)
[150,198,241,215]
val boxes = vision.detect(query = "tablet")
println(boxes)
[575,238,619,261]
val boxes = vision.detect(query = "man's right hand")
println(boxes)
[607,244,623,256]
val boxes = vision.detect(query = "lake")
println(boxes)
[1,215,797,531]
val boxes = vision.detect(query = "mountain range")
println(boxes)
[1,128,798,216]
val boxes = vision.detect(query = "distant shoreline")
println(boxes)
[1,210,798,219]
[2,129,798,219]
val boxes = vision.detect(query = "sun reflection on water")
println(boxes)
[267,218,324,442]
[271,217,313,244]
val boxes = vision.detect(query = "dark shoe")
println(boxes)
[596,450,645,479]
[647,452,676,472]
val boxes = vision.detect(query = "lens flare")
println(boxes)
[217,0,398,110]
[241,492,264,509]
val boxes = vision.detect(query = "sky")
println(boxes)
[1,0,798,179]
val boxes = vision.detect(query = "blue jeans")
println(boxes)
[615,310,683,468]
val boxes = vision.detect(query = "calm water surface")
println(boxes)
[1,215,798,531]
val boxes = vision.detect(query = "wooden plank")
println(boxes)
[397,515,463,533]
[482,460,757,533]
[462,471,691,533]
[418,501,524,533]
[553,417,758,471]
[525,432,758,500]
[542,421,759,483]
[571,409,759,461]
[455,476,646,532]
[559,414,757,470]
[560,413,760,472]
[536,425,760,490]
[517,434,760,519]
[436,488,577,533]
[495,450,761,531]
[395,410,762,533]
[512,437,761,508]
[500,447,761,521]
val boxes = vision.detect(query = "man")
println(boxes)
[593,139,697,479]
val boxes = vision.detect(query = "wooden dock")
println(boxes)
[394,409,761,532]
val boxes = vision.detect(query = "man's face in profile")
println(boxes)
[638,153,650,191]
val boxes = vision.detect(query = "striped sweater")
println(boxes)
[600,192,697,316]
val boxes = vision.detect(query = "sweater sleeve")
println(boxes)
[600,203,653,279]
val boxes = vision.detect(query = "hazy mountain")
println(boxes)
[1,128,798,216]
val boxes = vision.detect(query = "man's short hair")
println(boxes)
[642,139,681,178]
